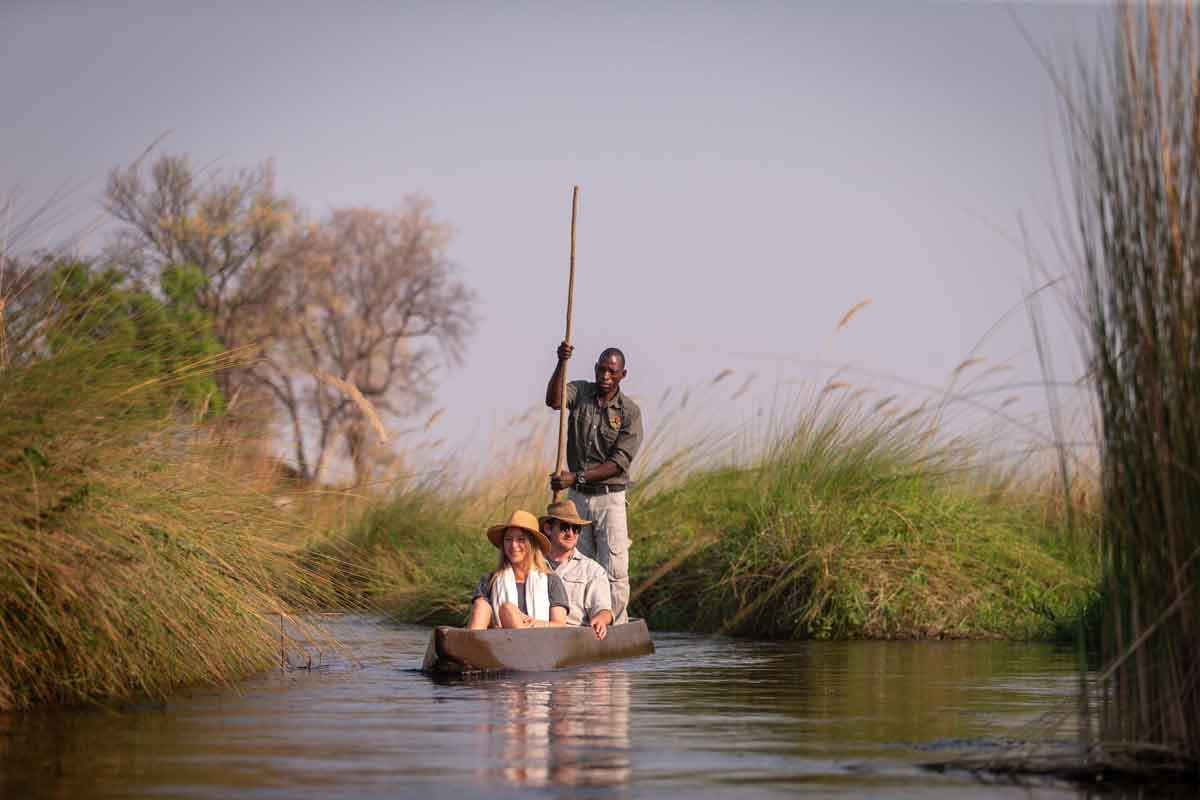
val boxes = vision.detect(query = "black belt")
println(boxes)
[574,483,627,495]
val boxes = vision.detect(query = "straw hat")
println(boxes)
[539,499,591,529]
[486,509,552,553]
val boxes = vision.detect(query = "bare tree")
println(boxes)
[258,202,476,484]
[104,153,295,352]
[103,153,476,484]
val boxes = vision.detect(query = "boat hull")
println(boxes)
[421,619,654,675]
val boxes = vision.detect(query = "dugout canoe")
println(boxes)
[421,619,654,675]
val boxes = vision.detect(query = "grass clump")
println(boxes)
[0,283,341,710]
[312,423,559,625]
[630,395,1098,639]
[318,489,494,625]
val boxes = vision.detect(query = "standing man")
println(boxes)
[540,500,613,640]
[546,342,644,624]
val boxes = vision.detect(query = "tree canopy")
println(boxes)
[101,152,477,484]
[47,260,225,417]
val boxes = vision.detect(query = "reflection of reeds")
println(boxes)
[1064,3,1200,764]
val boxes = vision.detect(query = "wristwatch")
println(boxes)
[575,472,587,488]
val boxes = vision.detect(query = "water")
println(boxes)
[0,615,1143,798]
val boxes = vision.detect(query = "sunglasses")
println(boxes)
[545,520,580,534]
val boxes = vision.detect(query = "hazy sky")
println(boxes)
[2,1,1106,468]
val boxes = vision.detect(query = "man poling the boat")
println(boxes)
[467,510,569,630]
[541,499,614,640]
[545,344,644,624]
[541,186,644,625]
[424,188,655,676]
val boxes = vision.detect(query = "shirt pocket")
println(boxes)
[598,411,621,447]
[559,576,587,619]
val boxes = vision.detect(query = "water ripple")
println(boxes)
[0,616,1122,799]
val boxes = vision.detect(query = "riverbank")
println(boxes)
[0,337,1095,712]
[327,395,1098,641]
[0,287,1095,710]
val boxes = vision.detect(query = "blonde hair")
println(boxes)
[489,527,549,588]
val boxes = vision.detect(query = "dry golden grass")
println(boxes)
[836,298,872,331]
[0,319,348,709]
[1060,2,1200,764]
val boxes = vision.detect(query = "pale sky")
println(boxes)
[2,1,1106,472]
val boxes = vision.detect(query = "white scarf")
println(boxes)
[489,566,549,626]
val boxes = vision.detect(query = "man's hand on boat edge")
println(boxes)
[589,609,613,641]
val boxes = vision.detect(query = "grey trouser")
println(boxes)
[569,488,630,624]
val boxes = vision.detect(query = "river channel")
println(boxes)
[0,614,1167,798]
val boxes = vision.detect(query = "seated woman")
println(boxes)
[468,509,569,629]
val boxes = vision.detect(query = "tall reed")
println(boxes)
[1066,3,1200,762]
[0,274,343,709]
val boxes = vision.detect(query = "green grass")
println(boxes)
[336,394,1099,640]
[630,398,1097,639]
[317,488,496,625]
[632,466,1094,639]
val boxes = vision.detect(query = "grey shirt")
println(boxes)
[549,550,613,626]
[564,380,644,486]
[473,572,568,614]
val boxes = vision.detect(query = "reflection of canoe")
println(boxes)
[422,619,654,675]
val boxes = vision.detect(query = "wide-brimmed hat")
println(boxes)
[486,509,552,553]
[539,499,591,529]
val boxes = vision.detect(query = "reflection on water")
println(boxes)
[0,615,1174,799]
[480,667,631,789]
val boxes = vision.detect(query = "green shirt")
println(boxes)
[564,380,644,486]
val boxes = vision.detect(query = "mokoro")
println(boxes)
[421,619,654,675]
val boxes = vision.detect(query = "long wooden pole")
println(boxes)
[553,186,580,502]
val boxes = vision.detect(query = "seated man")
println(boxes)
[540,500,615,640]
